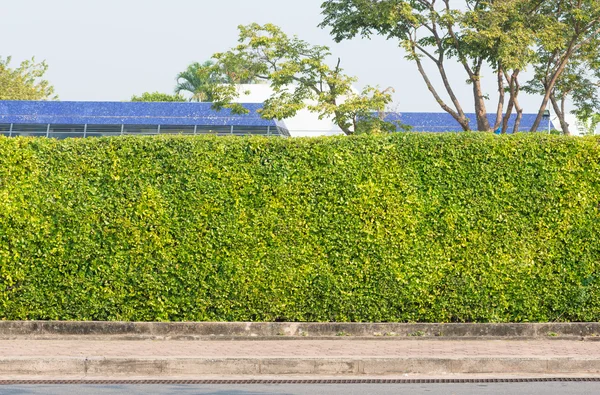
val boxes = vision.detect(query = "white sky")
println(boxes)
[3,0,549,113]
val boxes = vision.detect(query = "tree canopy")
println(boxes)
[320,0,600,133]
[0,56,56,101]
[208,23,398,135]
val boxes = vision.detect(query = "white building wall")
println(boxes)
[568,113,600,136]
[551,114,580,136]
[233,84,345,138]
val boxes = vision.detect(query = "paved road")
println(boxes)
[1,382,599,394]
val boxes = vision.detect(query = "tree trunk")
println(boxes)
[560,95,571,136]
[493,66,505,130]
[512,72,523,133]
[500,70,525,134]
[413,49,470,131]
[550,95,570,135]
[502,98,514,134]
[501,71,517,134]
[513,100,523,134]
[473,77,490,131]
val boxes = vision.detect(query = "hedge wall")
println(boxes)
[0,133,599,322]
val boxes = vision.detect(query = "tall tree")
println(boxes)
[0,56,56,100]
[526,0,600,132]
[461,0,541,133]
[175,60,258,102]
[175,60,224,102]
[320,0,600,132]
[525,47,600,135]
[321,0,496,131]
[209,23,397,135]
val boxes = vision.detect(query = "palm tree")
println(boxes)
[175,61,223,102]
[175,60,258,102]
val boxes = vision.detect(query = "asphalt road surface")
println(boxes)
[2,382,600,395]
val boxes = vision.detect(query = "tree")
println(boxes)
[467,0,600,133]
[320,0,600,132]
[320,0,544,132]
[131,92,186,102]
[175,60,258,102]
[209,23,397,135]
[0,56,56,100]
[523,10,600,135]
[525,46,600,135]
[320,0,493,131]
[175,60,223,102]
[175,61,221,101]
[461,0,542,133]
[525,0,600,132]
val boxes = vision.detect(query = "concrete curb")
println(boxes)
[1,321,599,340]
[2,357,600,377]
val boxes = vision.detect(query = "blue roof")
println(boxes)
[0,101,555,132]
[384,112,555,132]
[0,101,277,127]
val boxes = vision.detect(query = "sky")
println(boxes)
[3,0,550,113]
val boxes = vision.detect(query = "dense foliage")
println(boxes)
[210,24,396,135]
[0,134,599,322]
[0,56,56,101]
[130,92,186,102]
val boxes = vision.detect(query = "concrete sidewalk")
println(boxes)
[2,339,600,377]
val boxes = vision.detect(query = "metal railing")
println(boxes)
[0,123,290,138]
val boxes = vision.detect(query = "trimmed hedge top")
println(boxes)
[1,133,599,322]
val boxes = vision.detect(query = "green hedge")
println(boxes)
[1,133,599,322]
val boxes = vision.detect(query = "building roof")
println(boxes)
[384,112,555,132]
[0,101,556,135]
[0,101,277,127]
